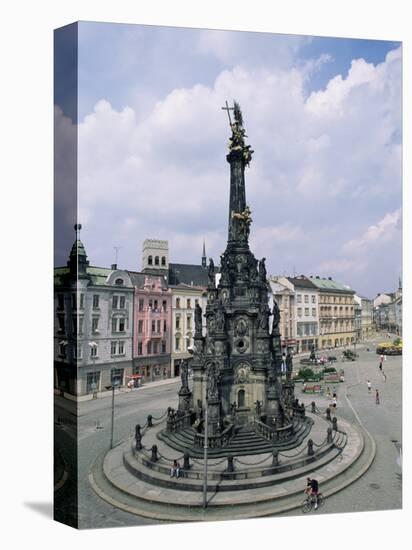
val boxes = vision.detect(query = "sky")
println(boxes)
[54,22,402,298]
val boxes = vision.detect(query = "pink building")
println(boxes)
[131,273,172,382]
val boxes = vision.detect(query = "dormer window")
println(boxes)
[115,278,124,285]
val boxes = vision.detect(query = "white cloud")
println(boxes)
[77,46,402,295]
[343,209,402,253]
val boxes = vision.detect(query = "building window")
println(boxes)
[163,320,167,332]
[176,298,180,309]
[162,300,167,312]
[90,344,98,358]
[157,320,161,332]
[74,344,82,360]
[187,315,192,329]
[147,341,152,354]
[118,341,125,355]
[161,341,166,353]
[93,294,100,309]
[305,308,309,316]
[138,320,143,333]
[152,320,156,332]
[111,341,117,355]
[304,295,309,303]
[72,316,77,334]
[161,256,166,266]
[112,317,125,332]
[153,341,158,354]
[86,372,100,394]
[148,255,153,265]
[115,278,124,285]
[139,299,144,312]
[312,295,316,303]
[137,342,143,355]
[176,316,180,329]
[312,308,316,316]
[112,296,119,309]
[297,294,302,303]
[155,256,159,266]
[175,336,180,351]
[78,317,84,335]
[187,298,191,309]
[119,295,125,309]
[71,293,76,310]
[59,342,66,357]
[57,294,64,310]
[92,317,99,333]
[57,315,65,333]
[297,308,302,317]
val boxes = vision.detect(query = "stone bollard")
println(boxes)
[183,452,191,470]
[326,407,331,421]
[332,417,338,431]
[135,424,142,450]
[307,439,314,456]
[327,427,333,443]
[272,450,279,467]
[311,401,316,414]
[226,454,235,473]
[150,444,159,462]
[147,414,153,427]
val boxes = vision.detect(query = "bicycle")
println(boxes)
[301,492,324,513]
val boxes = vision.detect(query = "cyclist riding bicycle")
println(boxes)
[305,477,319,509]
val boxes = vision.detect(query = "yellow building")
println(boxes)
[308,277,356,350]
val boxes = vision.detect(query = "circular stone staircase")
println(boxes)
[90,409,376,522]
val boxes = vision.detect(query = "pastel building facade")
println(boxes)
[54,229,134,399]
[131,273,172,382]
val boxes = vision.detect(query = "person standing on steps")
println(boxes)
[375,389,380,405]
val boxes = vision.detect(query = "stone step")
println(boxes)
[156,418,314,458]
[122,442,344,493]
[90,417,372,522]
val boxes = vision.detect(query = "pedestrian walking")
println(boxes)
[378,362,383,372]
[375,389,380,405]
[367,380,372,393]
[382,371,387,382]
[332,388,337,400]
[332,396,337,410]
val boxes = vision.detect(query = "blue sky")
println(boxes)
[55,22,402,298]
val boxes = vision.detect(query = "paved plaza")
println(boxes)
[54,336,401,528]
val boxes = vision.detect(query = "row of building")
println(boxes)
[372,280,403,336]
[54,229,379,399]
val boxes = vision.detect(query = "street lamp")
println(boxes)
[105,377,121,449]
[188,345,208,508]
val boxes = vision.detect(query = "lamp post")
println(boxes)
[105,377,120,449]
[202,394,209,509]
[187,345,208,508]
